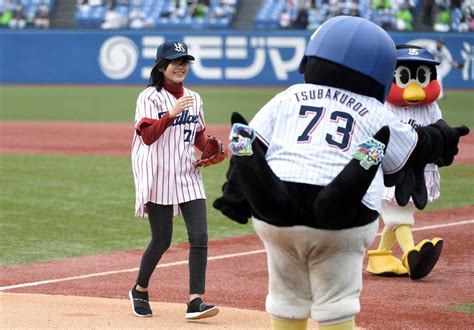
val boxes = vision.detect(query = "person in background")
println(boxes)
[34,3,50,29]
[129,5,146,29]
[395,0,413,31]
[426,38,464,99]
[101,3,128,29]
[0,4,13,28]
[8,4,26,29]
[279,8,291,29]
[190,0,209,19]
[292,7,309,29]
[433,5,451,32]
[373,0,397,30]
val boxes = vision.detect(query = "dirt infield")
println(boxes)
[0,293,285,329]
[0,121,473,163]
[1,207,473,329]
[0,121,473,329]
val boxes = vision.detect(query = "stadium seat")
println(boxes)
[74,0,238,29]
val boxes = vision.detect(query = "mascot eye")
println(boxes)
[394,66,411,88]
[416,65,431,87]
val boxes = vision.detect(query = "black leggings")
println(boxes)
[136,199,208,294]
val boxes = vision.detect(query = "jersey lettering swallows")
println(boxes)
[159,110,199,126]
[407,118,422,128]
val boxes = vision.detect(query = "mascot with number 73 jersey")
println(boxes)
[213,16,469,330]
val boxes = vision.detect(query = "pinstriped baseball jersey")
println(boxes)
[249,83,417,212]
[383,102,442,203]
[132,86,206,218]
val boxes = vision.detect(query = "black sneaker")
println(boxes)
[129,287,152,317]
[185,298,219,320]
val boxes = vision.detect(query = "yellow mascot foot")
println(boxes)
[366,250,408,276]
[402,238,443,280]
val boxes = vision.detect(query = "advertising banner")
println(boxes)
[0,30,472,88]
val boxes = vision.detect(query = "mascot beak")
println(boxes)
[403,82,426,104]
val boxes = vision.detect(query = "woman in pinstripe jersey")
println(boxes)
[129,40,219,320]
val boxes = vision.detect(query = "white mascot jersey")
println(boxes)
[250,84,418,213]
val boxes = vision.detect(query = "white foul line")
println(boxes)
[1,219,473,291]
[409,219,474,232]
[0,250,265,291]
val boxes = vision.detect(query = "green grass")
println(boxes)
[444,302,474,314]
[436,91,474,127]
[0,86,141,122]
[427,164,474,211]
[0,85,282,124]
[0,86,472,266]
[0,86,472,126]
[0,153,472,267]
[0,154,254,266]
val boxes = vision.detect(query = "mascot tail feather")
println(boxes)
[313,126,390,228]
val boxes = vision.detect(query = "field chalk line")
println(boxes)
[1,219,473,291]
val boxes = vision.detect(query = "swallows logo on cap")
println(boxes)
[408,48,419,56]
[174,43,186,53]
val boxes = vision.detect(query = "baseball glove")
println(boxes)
[193,135,227,167]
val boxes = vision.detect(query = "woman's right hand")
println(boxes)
[169,96,194,118]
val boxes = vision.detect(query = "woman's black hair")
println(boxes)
[148,57,191,91]
[148,58,169,91]
[304,57,385,103]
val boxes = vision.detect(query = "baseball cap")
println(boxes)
[156,40,195,62]
[396,47,440,65]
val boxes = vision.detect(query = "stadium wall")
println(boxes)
[0,30,473,88]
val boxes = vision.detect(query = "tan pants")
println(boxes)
[253,218,378,325]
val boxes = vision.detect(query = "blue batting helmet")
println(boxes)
[299,16,397,102]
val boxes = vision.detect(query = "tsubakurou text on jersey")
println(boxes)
[293,87,370,117]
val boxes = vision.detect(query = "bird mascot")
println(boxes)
[366,45,446,280]
[213,17,469,330]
